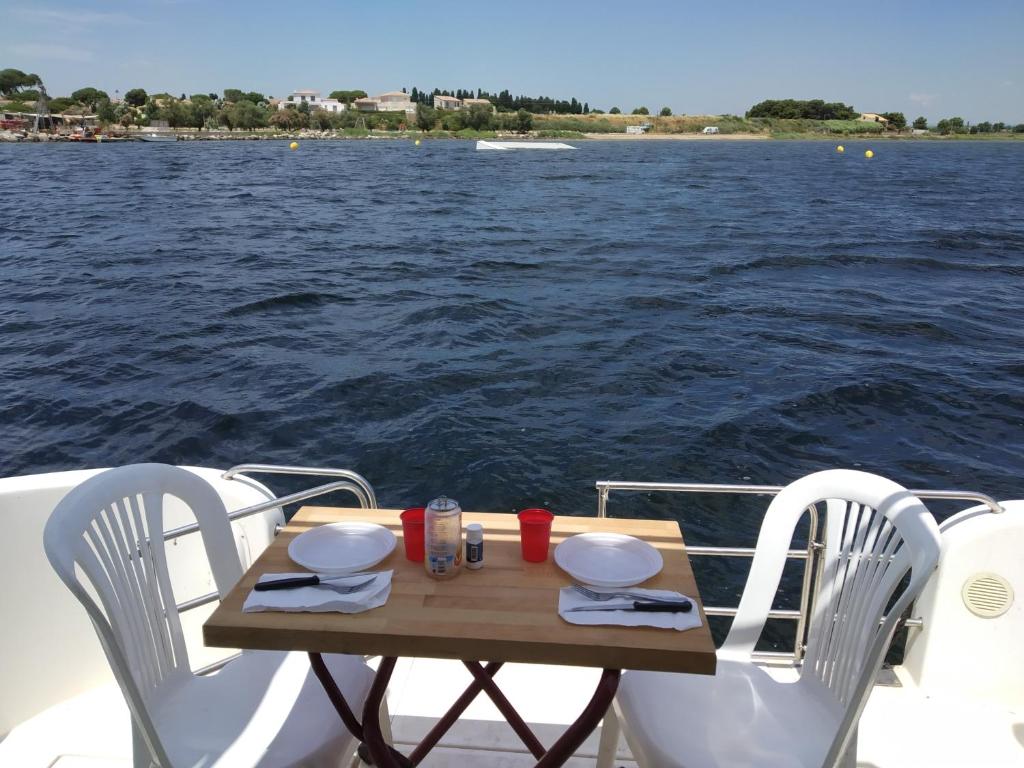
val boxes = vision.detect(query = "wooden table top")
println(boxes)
[203,507,717,675]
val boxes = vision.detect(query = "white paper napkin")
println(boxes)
[243,571,393,614]
[558,586,703,631]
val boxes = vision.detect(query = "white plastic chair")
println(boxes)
[606,469,942,768]
[43,463,375,768]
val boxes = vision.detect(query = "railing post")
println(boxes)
[597,484,609,518]
[793,503,820,662]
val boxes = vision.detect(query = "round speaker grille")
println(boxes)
[962,573,1013,618]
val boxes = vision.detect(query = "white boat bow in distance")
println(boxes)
[476,140,575,150]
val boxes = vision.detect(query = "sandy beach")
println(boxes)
[583,131,769,140]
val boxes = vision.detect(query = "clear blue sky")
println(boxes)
[3,0,1023,122]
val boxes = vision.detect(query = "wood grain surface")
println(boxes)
[203,507,716,675]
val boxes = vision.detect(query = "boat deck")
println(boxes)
[5,655,1022,767]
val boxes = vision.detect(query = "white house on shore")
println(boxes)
[433,94,462,111]
[279,90,346,113]
[431,95,497,112]
[354,91,417,115]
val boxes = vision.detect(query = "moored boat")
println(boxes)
[476,140,575,150]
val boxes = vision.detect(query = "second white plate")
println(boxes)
[554,532,663,587]
[287,522,396,575]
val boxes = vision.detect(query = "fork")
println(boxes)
[571,584,682,603]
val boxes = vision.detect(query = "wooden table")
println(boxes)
[204,507,716,767]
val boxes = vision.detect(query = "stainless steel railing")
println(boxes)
[595,480,1003,660]
[170,465,378,616]
[222,464,378,509]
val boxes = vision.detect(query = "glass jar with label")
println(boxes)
[424,496,463,579]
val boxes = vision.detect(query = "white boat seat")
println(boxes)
[617,661,839,768]
[152,650,372,767]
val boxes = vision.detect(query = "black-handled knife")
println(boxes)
[568,599,692,613]
[253,575,375,592]
[631,600,692,612]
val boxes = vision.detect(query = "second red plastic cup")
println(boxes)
[518,508,554,562]
[401,508,425,562]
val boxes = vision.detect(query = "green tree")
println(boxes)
[243,91,265,104]
[936,117,966,135]
[464,103,494,130]
[440,109,466,131]
[223,88,244,103]
[310,110,333,130]
[123,88,147,107]
[912,116,928,130]
[993,122,1006,132]
[516,108,533,133]
[0,68,41,97]
[1013,124,1024,133]
[97,98,116,124]
[632,106,650,115]
[46,97,75,113]
[144,97,163,121]
[880,112,907,130]
[328,90,367,104]
[8,89,40,102]
[189,95,215,130]
[609,106,621,114]
[659,106,672,117]
[71,87,109,111]
[270,108,307,130]
[415,102,438,130]
[746,98,857,120]
[230,100,267,130]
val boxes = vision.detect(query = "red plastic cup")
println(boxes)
[518,508,554,562]
[401,508,425,562]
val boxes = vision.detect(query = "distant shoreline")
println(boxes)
[4,128,1023,144]
[583,132,769,141]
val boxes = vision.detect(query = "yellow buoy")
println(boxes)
[289,141,299,151]
[414,139,421,146]
[836,145,844,153]
[865,149,874,158]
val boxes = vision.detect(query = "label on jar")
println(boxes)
[466,539,483,569]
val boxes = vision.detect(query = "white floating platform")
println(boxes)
[476,141,576,151]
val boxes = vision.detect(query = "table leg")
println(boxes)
[308,652,364,740]
[407,662,504,764]
[462,661,546,758]
[361,657,414,768]
[309,653,411,768]
[534,668,621,768]
[311,654,621,768]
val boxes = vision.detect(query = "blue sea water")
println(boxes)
[2,140,1023,609]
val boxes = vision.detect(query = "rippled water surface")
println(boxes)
[2,140,1023,553]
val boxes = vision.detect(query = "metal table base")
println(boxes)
[309,653,621,768]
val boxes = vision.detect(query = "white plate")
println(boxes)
[287,522,396,575]
[554,532,663,587]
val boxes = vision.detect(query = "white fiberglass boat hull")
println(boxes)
[476,140,575,150]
